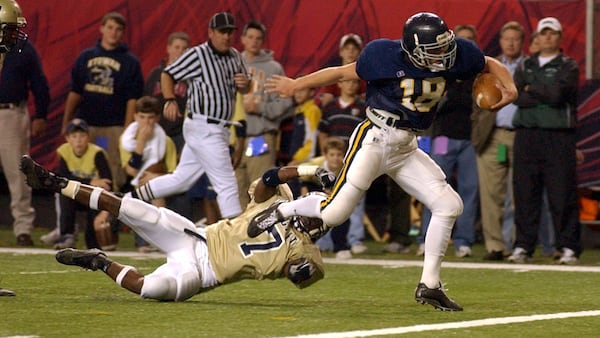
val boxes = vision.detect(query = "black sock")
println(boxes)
[98,256,112,273]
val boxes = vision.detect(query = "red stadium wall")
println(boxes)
[18,0,588,171]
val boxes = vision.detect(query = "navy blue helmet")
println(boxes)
[401,12,456,72]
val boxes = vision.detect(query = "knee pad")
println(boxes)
[429,184,463,217]
[345,148,380,191]
[141,264,201,302]
[120,198,160,224]
[321,183,363,226]
[141,274,177,301]
[346,165,374,191]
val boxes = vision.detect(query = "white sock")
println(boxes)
[60,180,81,199]
[278,195,325,218]
[420,214,455,288]
[115,266,135,286]
[89,187,103,210]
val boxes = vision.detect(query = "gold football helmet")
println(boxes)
[0,0,27,53]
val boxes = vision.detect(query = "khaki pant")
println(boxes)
[89,126,126,191]
[476,128,515,253]
[0,105,35,236]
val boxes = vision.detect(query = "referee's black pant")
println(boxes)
[513,128,582,256]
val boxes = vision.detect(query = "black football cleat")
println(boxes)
[415,283,463,311]
[56,248,108,271]
[20,155,68,192]
[247,202,284,238]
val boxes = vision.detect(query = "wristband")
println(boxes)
[235,120,247,138]
[262,167,282,187]
[164,97,176,102]
[297,165,319,177]
[128,152,143,169]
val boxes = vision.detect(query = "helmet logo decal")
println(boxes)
[436,31,452,44]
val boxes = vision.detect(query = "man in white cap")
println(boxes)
[508,17,582,264]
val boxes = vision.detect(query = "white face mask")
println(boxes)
[403,31,457,72]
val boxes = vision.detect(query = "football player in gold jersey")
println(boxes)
[20,155,335,301]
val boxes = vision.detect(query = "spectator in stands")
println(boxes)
[237,20,292,208]
[300,137,352,258]
[55,118,113,250]
[529,31,540,54]
[286,83,321,196]
[144,31,190,152]
[119,96,177,252]
[508,17,581,264]
[317,78,368,254]
[61,11,144,192]
[316,33,366,107]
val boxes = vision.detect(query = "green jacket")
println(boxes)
[512,52,579,129]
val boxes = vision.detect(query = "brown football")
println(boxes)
[472,73,502,110]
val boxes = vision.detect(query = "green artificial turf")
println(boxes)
[2,228,600,337]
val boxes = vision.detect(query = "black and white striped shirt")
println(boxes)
[164,42,248,121]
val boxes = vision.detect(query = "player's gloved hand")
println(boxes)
[315,168,336,189]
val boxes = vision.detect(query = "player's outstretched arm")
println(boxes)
[253,166,335,203]
[265,63,359,97]
[483,56,518,110]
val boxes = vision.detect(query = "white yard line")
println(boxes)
[0,247,164,258]
[2,247,600,272]
[279,310,600,338]
[323,257,600,273]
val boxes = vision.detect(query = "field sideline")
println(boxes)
[2,247,600,337]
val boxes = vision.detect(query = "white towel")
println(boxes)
[120,121,167,186]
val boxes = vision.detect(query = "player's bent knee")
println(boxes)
[120,198,160,224]
[429,185,463,217]
[141,274,177,301]
[321,183,363,226]
[346,168,372,191]
[141,269,200,302]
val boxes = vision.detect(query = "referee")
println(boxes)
[130,12,250,219]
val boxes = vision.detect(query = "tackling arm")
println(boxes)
[253,166,335,203]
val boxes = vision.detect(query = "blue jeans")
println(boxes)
[316,194,366,250]
[418,138,478,249]
[501,187,514,251]
[315,230,333,251]
[347,194,366,245]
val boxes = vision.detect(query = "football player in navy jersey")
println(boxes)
[254,12,517,311]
